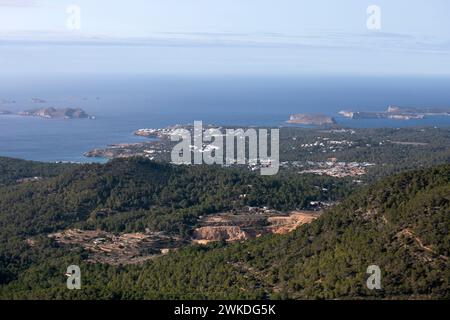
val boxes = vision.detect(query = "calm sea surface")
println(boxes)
[1,74,450,162]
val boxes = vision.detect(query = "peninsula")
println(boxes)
[339,105,450,120]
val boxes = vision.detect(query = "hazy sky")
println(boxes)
[1,0,450,76]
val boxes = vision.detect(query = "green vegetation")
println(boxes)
[0,157,350,235]
[279,127,450,180]
[0,157,350,292]
[0,156,448,300]
[0,157,75,186]
[88,127,450,183]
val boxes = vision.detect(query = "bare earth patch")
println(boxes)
[44,210,321,265]
[48,229,184,265]
[192,210,321,244]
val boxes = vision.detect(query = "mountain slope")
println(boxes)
[0,163,448,299]
[0,157,348,292]
[120,164,449,299]
[0,157,75,186]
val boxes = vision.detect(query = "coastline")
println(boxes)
[0,115,450,163]
[1,113,450,163]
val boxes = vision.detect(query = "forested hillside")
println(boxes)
[0,158,448,299]
[0,157,350,294]
[0,157,350,236]
[0,157,75,185]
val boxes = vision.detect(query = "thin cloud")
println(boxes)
[0,30,448,55]
[0,0,38,7]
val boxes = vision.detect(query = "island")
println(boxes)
[287,114,336,126]
[18,107,93,119]
[0,107,93,119]
[30,98,47,104]
[0,99,16,104]
[339,105,450,120]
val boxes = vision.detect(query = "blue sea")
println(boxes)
[1,74,450,163]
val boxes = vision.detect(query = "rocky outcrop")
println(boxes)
[192,211,322,244]
[193,226,250,243]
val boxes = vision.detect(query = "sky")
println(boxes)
[1,0,450,76]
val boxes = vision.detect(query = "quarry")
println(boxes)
[45,210,321,265]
